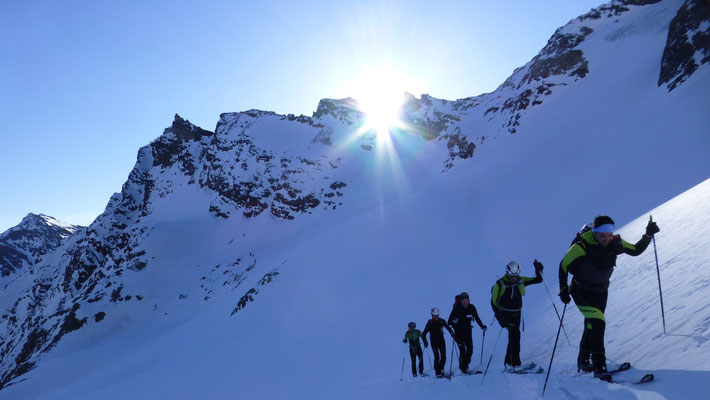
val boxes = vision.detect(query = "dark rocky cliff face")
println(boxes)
[658,0,710,91]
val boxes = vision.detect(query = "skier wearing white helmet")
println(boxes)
[422,307,455,377]
[491,260,544,369]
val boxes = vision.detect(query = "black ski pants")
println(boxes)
[498,310,522,367]
[454,329,473,371]
[409,345,424,374]
[430,339,447,374]
[571,283,608,370]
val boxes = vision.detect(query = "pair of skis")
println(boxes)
[586,362,655,385]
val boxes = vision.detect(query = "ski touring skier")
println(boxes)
[558,215,660,381]
[491,260,543,370]
[422,307,455,378]
[403,322,426,377]
[447,292,487,374]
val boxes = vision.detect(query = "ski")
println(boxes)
[505,367,545,374]
[606,373,655,384]
[635,374,655,384]
[608,362,631,374]
[521,362,537,370]
[503,362,543,374]
[578,362,630,375]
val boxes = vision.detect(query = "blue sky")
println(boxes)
[0,0,603,231]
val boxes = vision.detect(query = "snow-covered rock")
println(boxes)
[0,214,81,279]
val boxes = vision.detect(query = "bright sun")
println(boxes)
[354,67,408,136]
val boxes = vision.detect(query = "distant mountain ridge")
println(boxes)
[0,214,81,279]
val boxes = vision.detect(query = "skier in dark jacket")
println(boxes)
[447,292,486,373]
[491,260,543,369]
[403,321,426,377]
[422,307,455,377]
[559,215,659,380]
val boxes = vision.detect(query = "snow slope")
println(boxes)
[1,0,708,399]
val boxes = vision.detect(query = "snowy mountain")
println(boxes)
[0,214,81,280]
[1,0,708,398]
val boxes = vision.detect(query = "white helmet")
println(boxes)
[580,223,593,233]
[506,261,521,276]
[431,307,440,316]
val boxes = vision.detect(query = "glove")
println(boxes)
[482,325,488,331]
[403,338,407,343]
[424,341,429,348]
[533,259,544,274]
[559,286,571,304]
[646,220,660,237]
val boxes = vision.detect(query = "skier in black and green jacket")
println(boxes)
[491,260,543,369]
[559,215,659,380]
[403,322,427,377]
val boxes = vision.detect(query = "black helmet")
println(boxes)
[408,322,416,329]
[459,292,469,300]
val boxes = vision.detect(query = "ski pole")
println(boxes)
[543,279,572,345]
[542,304,567,398]
[400,354,405,381]
[480,328,486,364]
[650,215,666,334]
[448,337,455,378]
[480,327,504,385]
[426,347,433,370]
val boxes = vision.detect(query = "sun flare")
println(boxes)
[353,67,408,136]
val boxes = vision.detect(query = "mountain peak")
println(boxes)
[312,97,365,126]
[167,114,214,141]
[0,213,81,278]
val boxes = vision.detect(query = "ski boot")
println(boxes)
[577,359,594,373]
[594,367,612,382]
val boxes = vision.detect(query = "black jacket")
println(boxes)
[559,230,651,293]
[490,271,542,314]
[422,318,455,344]
[447,303,484,333]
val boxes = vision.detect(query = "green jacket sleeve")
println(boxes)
[559,243,585,290]
[619,235,652,256]
[522,271,543,286]
[491,281,501,310]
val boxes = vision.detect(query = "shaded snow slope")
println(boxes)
[0,0,708,398]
